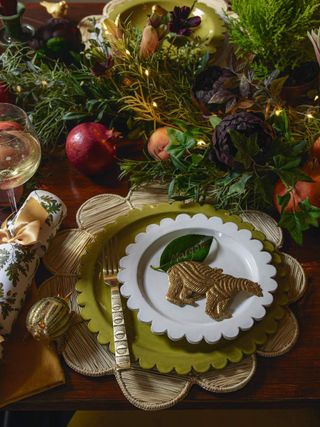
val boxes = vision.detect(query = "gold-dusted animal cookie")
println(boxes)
[205,273,263,320]
[167,261,223,306]
[166,261,263,320]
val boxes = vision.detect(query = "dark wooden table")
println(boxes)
[5,3,320,410]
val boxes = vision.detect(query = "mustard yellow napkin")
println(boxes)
[0,282,65,408]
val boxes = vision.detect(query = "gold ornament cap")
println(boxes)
[40,1,68,19]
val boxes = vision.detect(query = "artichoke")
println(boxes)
[192,66,240,114]
[210,111,274,168]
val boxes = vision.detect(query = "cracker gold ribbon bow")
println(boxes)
[0,198,48,246]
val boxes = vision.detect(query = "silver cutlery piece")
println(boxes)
[103,237,131,370]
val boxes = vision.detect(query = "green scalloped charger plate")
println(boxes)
[76,202,289,374]
[105,0,226,54]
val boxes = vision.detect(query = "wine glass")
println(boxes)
[0,103,41,212]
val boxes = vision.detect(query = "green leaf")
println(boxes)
[166,128,197,160]
[152,234,214,272]
[209,115,222,128]
[168,179,176,198]
[277,193,291,213]
[253,176,273,206]
[227,172,252,196]
[272,155,313,187]
[191,154,203,165]
[46,37,66,54]
[279,212,304,245]
[170,155,188,171]
[270,76,288,98]
[291,140,307,156]
[63,112,90,121]
[278,199,320,244]
[272,109,289,136]
[276,156,301,170]
[229,130,260,169]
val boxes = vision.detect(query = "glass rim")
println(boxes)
[0,103,29,120]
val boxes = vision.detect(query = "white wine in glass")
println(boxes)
[0,104,41,212]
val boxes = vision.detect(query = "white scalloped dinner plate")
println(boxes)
[118,214,277,344]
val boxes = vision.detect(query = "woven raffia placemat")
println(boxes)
[39,186,306,410]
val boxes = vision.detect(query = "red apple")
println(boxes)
[147,127,170,160]
[65,123,117,175]
[0,121,23,131]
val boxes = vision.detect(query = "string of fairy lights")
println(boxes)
[11,34,320,150]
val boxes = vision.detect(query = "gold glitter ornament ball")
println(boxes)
[26,296,72,342]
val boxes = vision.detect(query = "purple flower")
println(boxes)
[168,6,201,36]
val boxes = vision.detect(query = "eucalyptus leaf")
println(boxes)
[152,234,214,272]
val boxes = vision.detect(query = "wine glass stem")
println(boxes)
[6,188,17,213]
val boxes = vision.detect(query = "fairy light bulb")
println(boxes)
[315,95,319,101]
[307,113,314,119]
[275,108,282,116]
[145,69,150,77]
[125,49,131,56]
[152,101,158,107]
[197,140,207,147]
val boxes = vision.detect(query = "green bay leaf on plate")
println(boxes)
[152,234,214,272]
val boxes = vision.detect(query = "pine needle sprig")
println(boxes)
[109,26,211,130]
[287,105,320,149]
[0,45,120,147]
[227,0,320,78]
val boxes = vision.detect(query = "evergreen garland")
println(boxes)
[1,19,320,243]
[227,0,320,78]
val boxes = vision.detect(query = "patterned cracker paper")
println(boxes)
[0,190,66,357]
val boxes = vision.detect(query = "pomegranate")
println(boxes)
[147,127,170,160]
[65,123,118,175]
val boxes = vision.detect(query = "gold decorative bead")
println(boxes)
[26,296,72,342]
